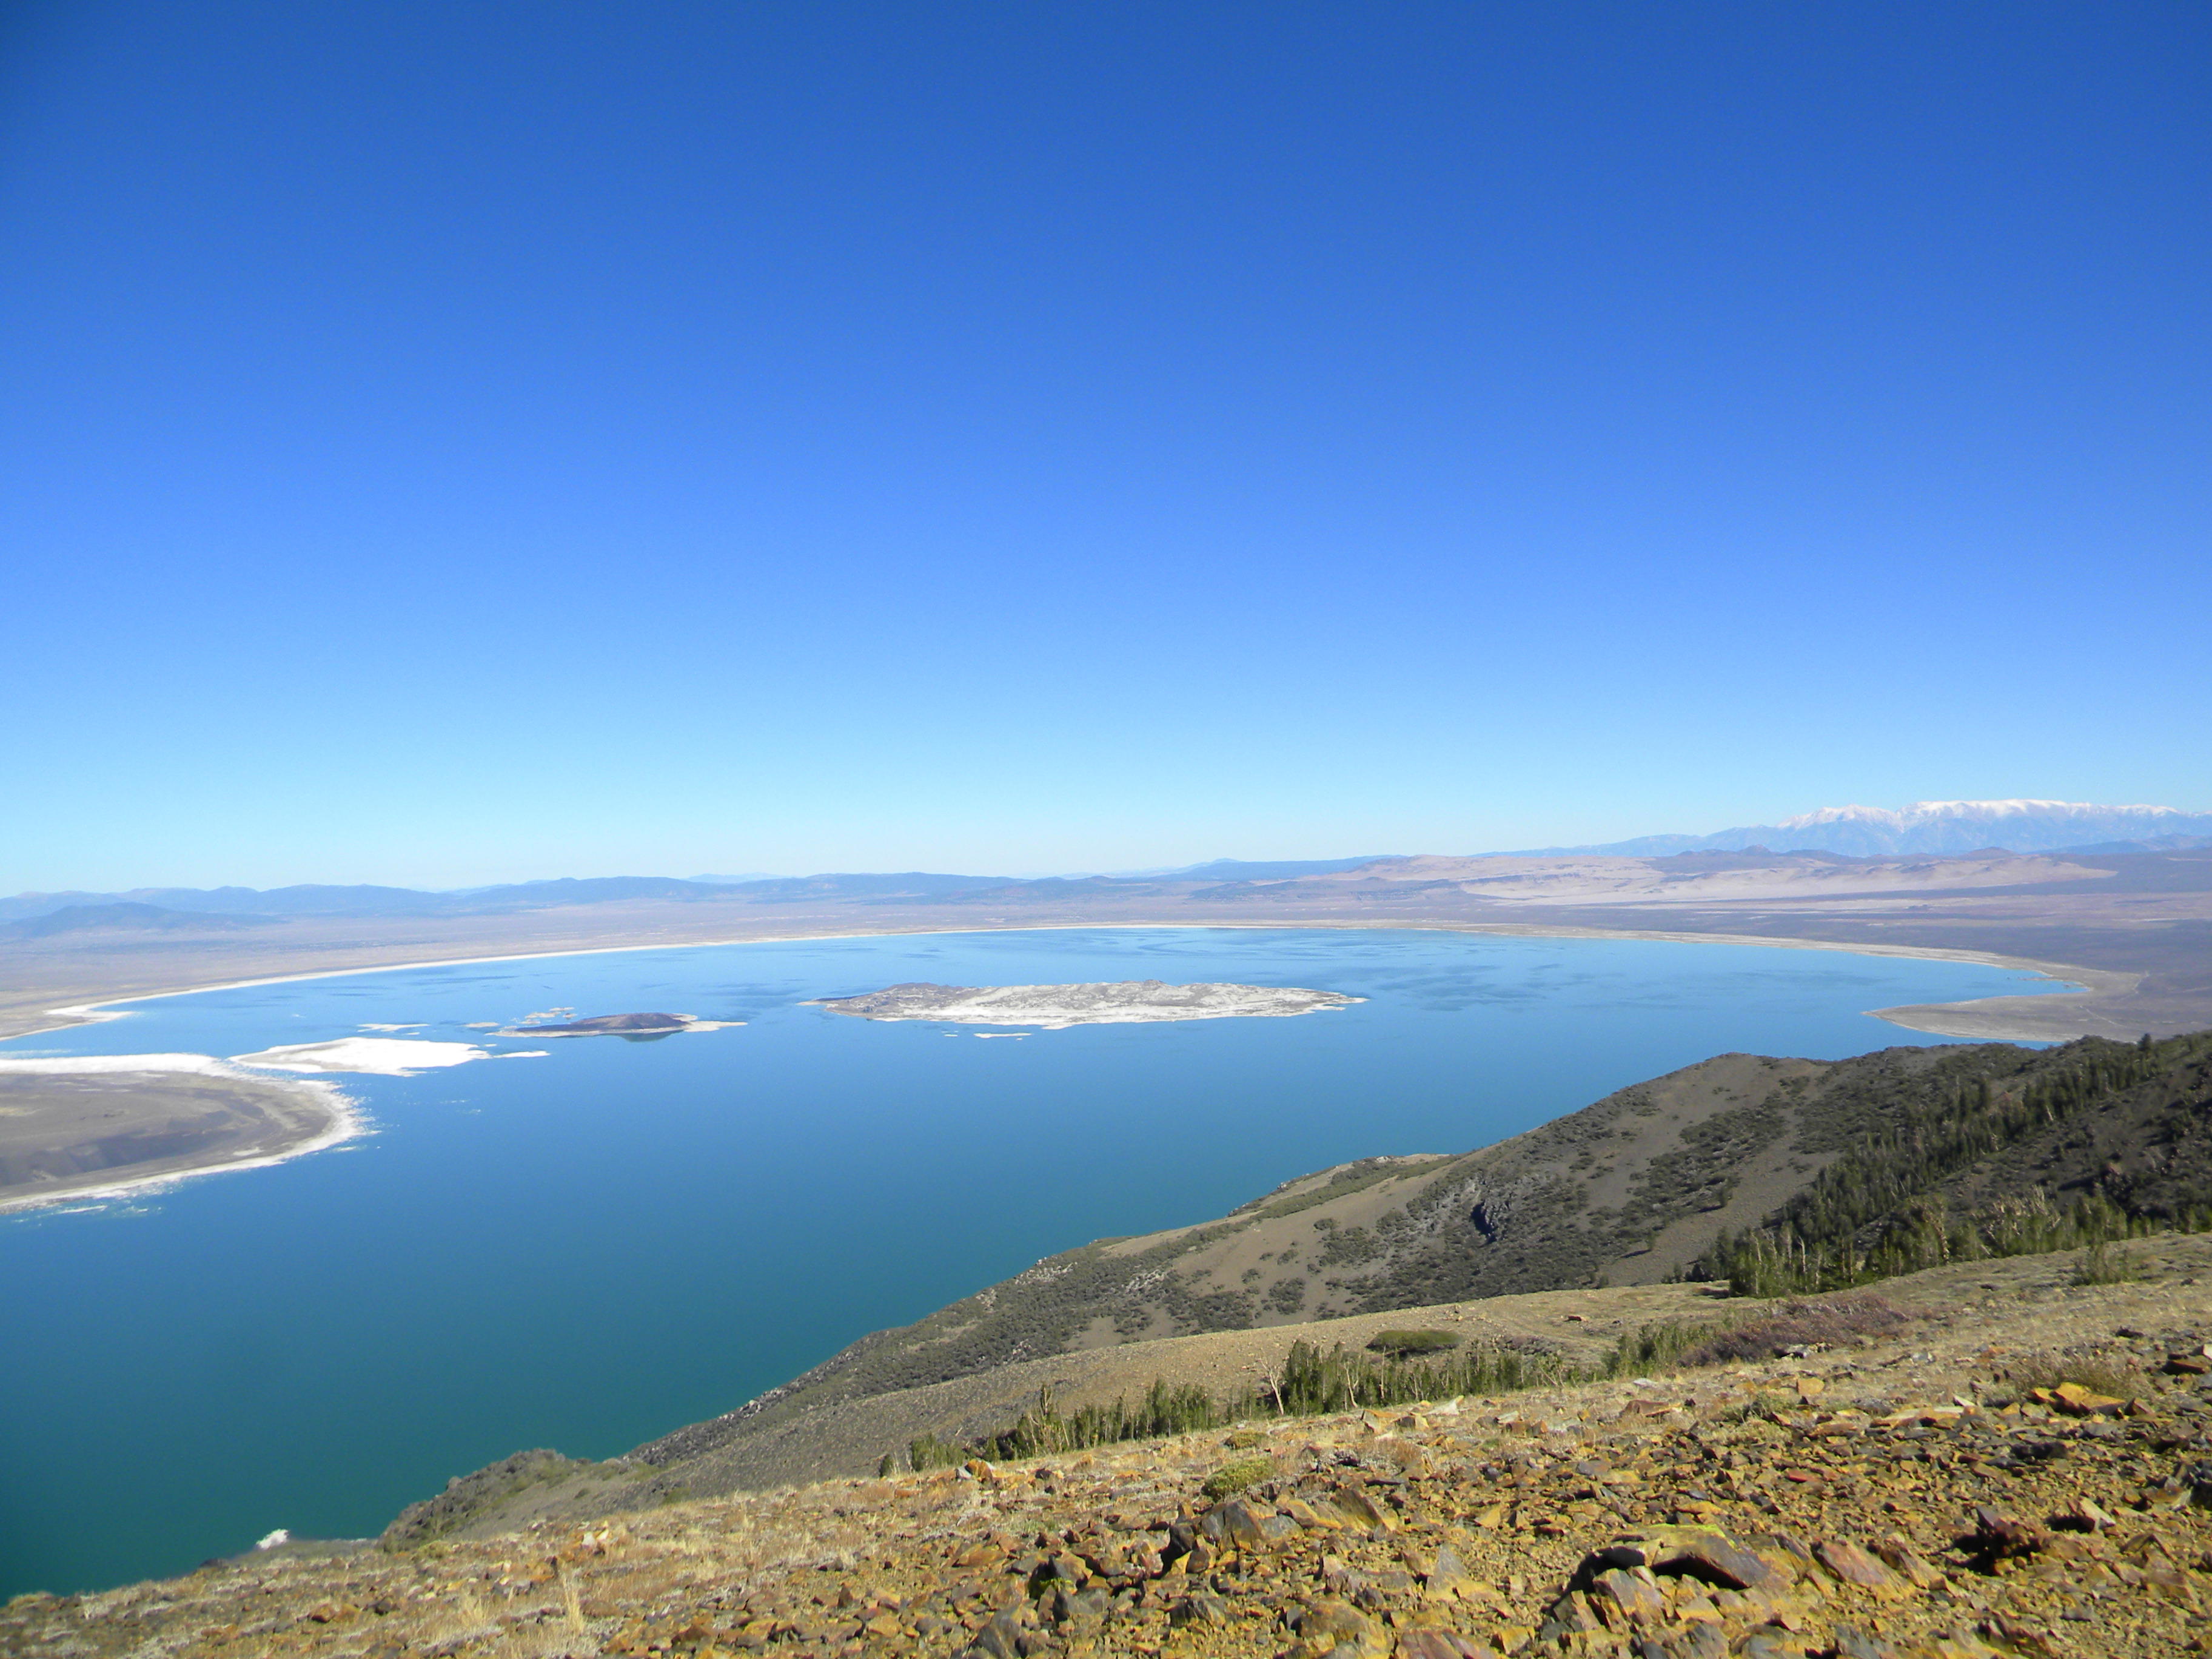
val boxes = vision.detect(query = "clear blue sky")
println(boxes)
[4,2,2206,890]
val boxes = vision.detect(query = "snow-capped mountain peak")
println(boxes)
[1774,800,2193,834]
[1565,800,2212,858]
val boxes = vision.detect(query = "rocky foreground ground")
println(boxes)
[10,1240,2212,1659]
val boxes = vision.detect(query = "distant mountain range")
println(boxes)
[7,802,2207,928]
[1532,799,2212,859]
[0,874,1011,926]
[0,902,282,941]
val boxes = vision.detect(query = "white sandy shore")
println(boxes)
[0,1051,246,1076]
[228,1037,497,1075]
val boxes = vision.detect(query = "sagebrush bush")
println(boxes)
[1201,1456,1275,1500]
[1673,1294,1911,1366]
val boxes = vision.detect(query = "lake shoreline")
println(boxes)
[0,926,2118,1598]
[2,917,2112,1047]
[0,922,2102,1213]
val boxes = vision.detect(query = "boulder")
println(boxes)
[1643,1527,1777,1589]
[1969,1507,2049,1562]
[961,1610,1024,1659]
[1169,1593,1228,1626]
[1811,1540,1903,1596]
[1198,1497,1272,1550]
[1587,1567,1665,1627]
[1399,1629,1497,1659]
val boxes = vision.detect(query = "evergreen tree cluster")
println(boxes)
[904,1330,1671,1472]
[1701,1032,2212,1296]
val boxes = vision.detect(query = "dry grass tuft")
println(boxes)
[2000,1355,2142,1402]
[487,1623,592,1659]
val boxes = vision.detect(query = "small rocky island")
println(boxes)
[806,979,1361,1029]
[500,1012,722,1037]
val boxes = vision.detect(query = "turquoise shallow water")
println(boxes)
[0,927,2063,1595]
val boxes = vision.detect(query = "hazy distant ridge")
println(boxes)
[7,802,2207,924]
[1534,799,2212,858]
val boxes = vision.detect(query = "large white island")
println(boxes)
[806,979,1361,1029]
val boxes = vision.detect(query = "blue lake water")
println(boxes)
[0,927,2063,1595]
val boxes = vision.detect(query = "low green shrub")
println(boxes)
[2071,1242,2145,1286]
[1201,1456,1275,1500]
[1366,1329,1461,1358]
[1601,1318,1717,1375]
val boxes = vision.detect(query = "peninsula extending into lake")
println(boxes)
[0,1056,353,1211]
[806,979,1361,1028]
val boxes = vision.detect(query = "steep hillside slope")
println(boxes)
[1935,1044,2212,1223]
[1706,1033,2212,1293]
[709,1039,2207,1439]
[401,1034,2211,1532]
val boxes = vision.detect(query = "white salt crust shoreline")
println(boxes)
[0,1051,245,1076]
